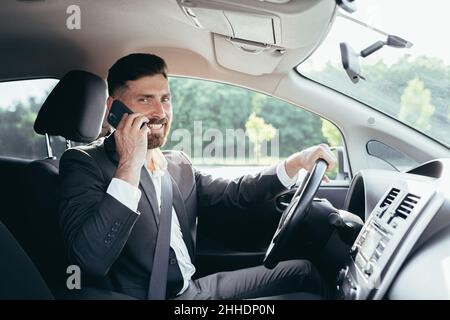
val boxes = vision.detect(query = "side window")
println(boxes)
[167,77,349,182]
[0,78,68,159]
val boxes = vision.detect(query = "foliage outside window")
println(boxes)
[0,77,345,180]
[0,79,64,159]
[297,0,450,148]
[167,77,344,180]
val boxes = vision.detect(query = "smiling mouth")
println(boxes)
[147,123,166,134]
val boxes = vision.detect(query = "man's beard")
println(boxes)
[147,118,170,149]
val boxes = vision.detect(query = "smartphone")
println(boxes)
[108,100,133,128]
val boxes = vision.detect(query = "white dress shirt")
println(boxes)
[107,149,298,296]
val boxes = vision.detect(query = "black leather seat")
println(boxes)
[0,219,136,300]
[22,70,107,296]
[0,222,54,299]
[0,156,32,247]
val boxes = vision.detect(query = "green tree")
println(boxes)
[305,55,450,145]
[251,93,266,114]
[259,96,326,156]
[321,119,342,146]
[398,78,435,131]
[168,77,329,162]
[245,112,276,163]
[168,77,253,159]
[0,96,47,159]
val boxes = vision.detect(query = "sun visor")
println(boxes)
[225,11,281,45]
[213,34,284,75]
[177,0,282,46]
[176,0,336,75]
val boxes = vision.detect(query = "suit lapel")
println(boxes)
[139,167,160,227]
[104,132,119,164]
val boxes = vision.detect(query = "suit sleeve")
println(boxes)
[59,148,140,278]
[179,151,287,212]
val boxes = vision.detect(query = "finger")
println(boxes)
[319,148,336,171]
[140,124,149,136]
[323,144,336,160]
[322,145,336,163]
[132,115,150,131]
[325,148,337,170]
[115,113,128,132]
[138,121,149,139]
[322,175,330,183]
[123,112,143,130]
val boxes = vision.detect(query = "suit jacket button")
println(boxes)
[104,237,112,244]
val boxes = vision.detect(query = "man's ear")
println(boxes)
[106,96,114,111]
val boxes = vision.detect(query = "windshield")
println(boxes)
[297,0,450,148]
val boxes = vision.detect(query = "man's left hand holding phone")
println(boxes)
[109,100,149,187]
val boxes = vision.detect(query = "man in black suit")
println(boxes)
[59,53,336,300]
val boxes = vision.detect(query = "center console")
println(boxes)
[337,182,436,299]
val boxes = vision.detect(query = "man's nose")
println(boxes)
[148,101,165,119]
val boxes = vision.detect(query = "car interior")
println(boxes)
[0,0,449,300]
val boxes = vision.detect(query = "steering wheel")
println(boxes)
[263,159,329,269]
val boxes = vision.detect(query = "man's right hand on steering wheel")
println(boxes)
[284,144,337,182]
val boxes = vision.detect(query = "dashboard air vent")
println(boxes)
[394,193,420,220]
[381,188,400,208]
[378,188,400,218]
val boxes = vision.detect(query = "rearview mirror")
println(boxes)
[336,0,357,13]
[340,42,365,83]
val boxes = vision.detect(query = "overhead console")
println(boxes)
[176,0,336,75]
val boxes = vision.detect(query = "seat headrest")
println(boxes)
[34,70,107,143]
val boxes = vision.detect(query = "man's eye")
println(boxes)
[139,98,150,103]
[162,97,170,103]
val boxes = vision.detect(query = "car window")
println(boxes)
[366,140,418,171]
[167,77,349,182]
[297,0,450,148]
[0,78,68,159]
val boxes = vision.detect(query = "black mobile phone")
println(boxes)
[108,100,133,128]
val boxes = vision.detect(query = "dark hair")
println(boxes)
[107,53,168,96]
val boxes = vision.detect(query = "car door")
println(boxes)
[167,76,351,277]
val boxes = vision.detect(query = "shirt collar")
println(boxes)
[146,148,168,178]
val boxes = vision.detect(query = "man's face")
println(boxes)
[114,74,172,149]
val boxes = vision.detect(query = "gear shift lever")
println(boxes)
[328,210,363,246]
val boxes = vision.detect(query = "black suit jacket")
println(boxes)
[58,133,286,299]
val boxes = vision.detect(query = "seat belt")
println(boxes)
[147,171,173,300]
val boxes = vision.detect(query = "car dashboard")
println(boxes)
[338,158,450,299]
